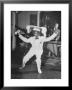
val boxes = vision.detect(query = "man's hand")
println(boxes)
[15,30,20,35]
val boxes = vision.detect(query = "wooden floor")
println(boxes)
[11,62,61,79]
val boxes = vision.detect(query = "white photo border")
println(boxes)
[4,4,69,87]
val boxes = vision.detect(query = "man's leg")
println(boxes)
[36,52,42,74]
[19,49,34,69]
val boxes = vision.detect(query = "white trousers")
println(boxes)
[22,48,43,73]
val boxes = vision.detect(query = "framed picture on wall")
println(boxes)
[0,0,70,89]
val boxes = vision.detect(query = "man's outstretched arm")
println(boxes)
[15,30,30,43]
[44,30,60,42]
[18,34,30,43]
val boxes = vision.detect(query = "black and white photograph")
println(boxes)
[11,11,61,79]
[4,4,69,86]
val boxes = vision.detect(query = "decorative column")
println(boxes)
[12,12,16,50]
[37,11,40,27]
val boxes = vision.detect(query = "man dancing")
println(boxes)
[15,25,60,74]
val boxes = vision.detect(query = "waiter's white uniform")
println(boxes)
[19,35,45,73]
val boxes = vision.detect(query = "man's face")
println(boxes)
[34,31,40,39]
